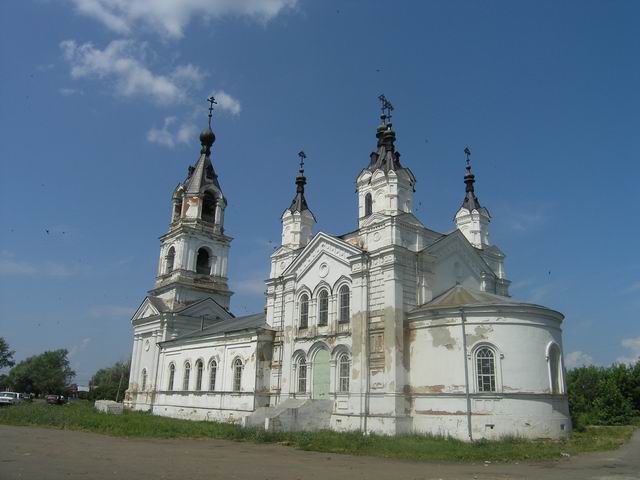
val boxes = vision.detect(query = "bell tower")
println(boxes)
[150,97,232,310]
[356,95,416,228]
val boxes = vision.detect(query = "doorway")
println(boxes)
[312,349,330,399]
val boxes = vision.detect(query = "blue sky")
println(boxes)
[0,0,638,383]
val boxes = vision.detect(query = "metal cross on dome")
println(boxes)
[207,96,217,127]
[378,94,394,124]
[298,150,306,174]
[464,146,472,167]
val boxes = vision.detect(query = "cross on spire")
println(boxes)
[378,94,394,125]
[298,150,306,175]
[464,146,472,168]
[207,96,217,127]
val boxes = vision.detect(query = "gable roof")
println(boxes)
[281,231,363,277]
[422,229,495,276]
[161,312,270,344]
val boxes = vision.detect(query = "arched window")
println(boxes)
[165,246,175,274]
[364,193,373,217]
[233,358,243,392]
[141,368,147,391]
[183,362,191,391]
[339,285,350,323]
[202,192,217,223]
[297,359,307,394]
[549,344,562,394]
[168,363,175,391]
[338,355,350,393]
[172,197,183,222]
[476,347,496,392]
[195,360,204,391]
[209,360,217,391]
[318,290,329,326]
[299,294,309,329]
[196,248,210,275]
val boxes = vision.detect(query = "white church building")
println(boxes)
[124,98,570,440]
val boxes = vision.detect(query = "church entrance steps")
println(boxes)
[241,399,334,432]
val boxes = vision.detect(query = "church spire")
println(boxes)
[286,150,313,216]
[460,147,482,212]
[455,147,491,248]
[281,151,315,249]
[368,94,402,173]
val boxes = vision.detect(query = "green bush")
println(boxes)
[567,361,639,427]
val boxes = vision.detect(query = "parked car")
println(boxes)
[46,394,66,405]
[0,391,20,406]
[19,393,32,402]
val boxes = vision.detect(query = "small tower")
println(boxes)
[356,95,416,228]
[454,147,491,248]
[150,97,232,309]
[281,151,316,249]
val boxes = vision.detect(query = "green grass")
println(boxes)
[0,401,635,462]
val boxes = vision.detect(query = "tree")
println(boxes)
[7,349,75,395]
[89,360,130,401]
[0,337,15,370]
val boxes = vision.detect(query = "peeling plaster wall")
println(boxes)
[407,310,570,439]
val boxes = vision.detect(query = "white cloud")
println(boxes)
[0,252,80,278]
[68,337,92,359]
[213,90,242,115]
[68,0,298,39]
[147,116,198,147]
[617,337,640,365]
[565,351,594,369]
[60,39,205,105]
[89,305,135,318]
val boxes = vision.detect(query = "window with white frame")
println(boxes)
[299,294,309,329]
[195,360,203,391]
[297,359,307,393]
[209,360,217,391]
[141,368,147,391]
[338,354,350,392]
[168,363,175,391]
[233,358,243,392]
[549,344,562,394]
[339,285,350,323]
[318,290,329,326]
[476,347,496,392]
[183,362,191,391]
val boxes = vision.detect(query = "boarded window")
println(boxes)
[476,347,496,392]
[141,368,147,391]
[318,290,329,326]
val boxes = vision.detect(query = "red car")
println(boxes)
[46,394,66,405]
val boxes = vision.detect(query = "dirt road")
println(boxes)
[1,425,638,480]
